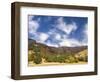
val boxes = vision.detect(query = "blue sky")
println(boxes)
[28,15,88,47]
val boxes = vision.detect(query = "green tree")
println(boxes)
[33,44,42,64]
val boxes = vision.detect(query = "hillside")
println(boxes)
[28,39,87,55]
[75,49,88,62]
[28,39,88,65]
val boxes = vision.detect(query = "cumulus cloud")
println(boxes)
[28,20,39,33]
[45,28,83,47]
[28,16,49,43]
[37,32,49,43]
[43,17,81,47]
[81,24,88,45]
[28,16,87,47]
[45,40,59,47]
[28,16,39,34]
[83,24,88,38]
[45,28,82,47]
[55,33,61,40]
[56,17,77,35]
[45,37,83,47]
[59,39,82,47]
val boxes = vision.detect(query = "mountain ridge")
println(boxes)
[28,39,87,55]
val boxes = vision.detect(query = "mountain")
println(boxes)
[28,39,87,55]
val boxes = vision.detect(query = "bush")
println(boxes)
[33,54,42,64]
[45,55,55,62]
[65,55,78,63]
[28,53,34,61]
[45,54,67,63]
[28,50,34,61]
[56,55,66,63]
[78,55,88,62]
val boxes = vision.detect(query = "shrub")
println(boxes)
[45,54,67,63]
[43,53,79,63]
[33,54,42,64]
[65,55,78,63]
[28,50,34,61]
[45,55,56,62]
[28,53,34,61]
[78,55,88,62]
[56,55,66,63]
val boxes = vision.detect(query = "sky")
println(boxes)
[28,15,88,47]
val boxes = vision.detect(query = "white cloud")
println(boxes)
[46,43,59,47]
[55,33,61,40]
[81,24,88,45]
[28,16,87,47]
[48,28,56,35]
[48,29,61,40]
[37,33,49,43]
[45,40,59,47]
[45,37,82,47]
[56,17,77,35]
[44,20,81,47]
[28,16,49,43]
[57,23,88,47]
[29,20,39,34]
[47,23,88,47]
[46,27,83,47]
[84,24,88,38]
[28,16,41,35]
[59,38,82,47]
[28,16,40,38]
[59,39,71,47]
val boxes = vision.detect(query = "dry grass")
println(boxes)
[28,61,87,67]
